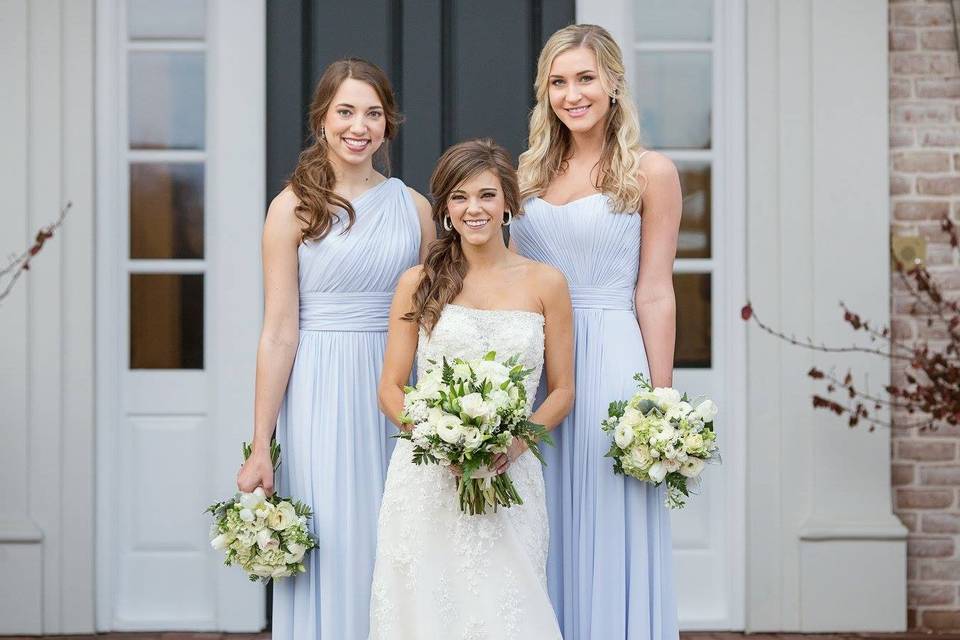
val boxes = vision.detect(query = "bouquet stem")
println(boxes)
[457,473,524,515]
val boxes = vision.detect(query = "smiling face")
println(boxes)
[446,170,508,248]
[547,46,612,135]
[322,77,387,167]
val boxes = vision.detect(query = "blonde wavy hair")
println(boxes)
[518,24,647,213]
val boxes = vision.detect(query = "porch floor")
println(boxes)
[3,633,960,639]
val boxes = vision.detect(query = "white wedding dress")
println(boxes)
[369,304,562,640]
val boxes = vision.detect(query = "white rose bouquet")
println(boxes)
[206,441,317,582]
[397,351,551,515]
[602,374,720,509]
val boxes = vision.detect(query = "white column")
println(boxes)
[746,0,907,631]
[0,0,96,634]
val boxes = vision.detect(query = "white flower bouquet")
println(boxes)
[602,374,720,509]
[397,351,551,515]
[206,442,317,581]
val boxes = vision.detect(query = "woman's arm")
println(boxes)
[495,265,575,473]
[408,188,437,262]
[236,189,302,495]
[378,266,424,429]
[634,152,682,389]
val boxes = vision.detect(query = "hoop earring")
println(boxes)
[443,215,453,232]
[503,211,512,226]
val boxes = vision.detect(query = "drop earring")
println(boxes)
[320,124,327,141]
[443,215,453,232]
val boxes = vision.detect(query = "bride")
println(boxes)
[369,138,574,639]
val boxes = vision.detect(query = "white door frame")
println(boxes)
[576,0,747,630]
[95,0,266,630]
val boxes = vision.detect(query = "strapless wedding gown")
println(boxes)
[369,304,562,640]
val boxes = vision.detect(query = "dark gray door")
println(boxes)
[267,0,575,198]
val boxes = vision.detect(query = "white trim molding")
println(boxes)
[745,0,906,631]
[0,0,97,634]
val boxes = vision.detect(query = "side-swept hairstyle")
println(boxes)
[404,139,520,333]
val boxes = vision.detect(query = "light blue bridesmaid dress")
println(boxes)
[271,177,420,639]
[511,192,679,640]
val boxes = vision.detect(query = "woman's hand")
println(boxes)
[237,448,275,496]
[492,440,529,475]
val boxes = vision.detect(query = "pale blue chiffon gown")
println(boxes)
[272,177,420,639]
[511,192,679,640]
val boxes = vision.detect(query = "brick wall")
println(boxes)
[890,0,960,631]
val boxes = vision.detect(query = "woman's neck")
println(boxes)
[328,152,380,194]
[461,235,510,271]
[567,121,605,161]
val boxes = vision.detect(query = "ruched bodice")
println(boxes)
[511,194,640,310]
[297,177,420,332]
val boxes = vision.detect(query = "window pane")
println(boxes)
[674,272,711,368]
[634,0,713,42]
[129,52,205,149]
[635,52,711,149]
[677,162,711,259]
[128,0,206,40]
[130,274,204,369]
[130,163,204,259]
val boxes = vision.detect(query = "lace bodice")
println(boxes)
[417,305,546,410]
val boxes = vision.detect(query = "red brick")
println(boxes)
[899,440,957,460]
[922,609,960,630]
[921,128,960,146]
[892,53,959,75]
[894,462,916,485]
[917,422,960,437]
[893,151,952,171]
[893,200,950,220]
[916,77,960,98]
[921,28,957,50]
[891,126,915,147]
[921,466,960,485]
[918,176,960,194]
[891,28,919,51]
[900,511,920,532]
[922,512,960,533]
[908,536,955,557]
[892,4,954,27]
[893,103,954,124]
[892,175,913,195]
[922,559,960,580]
[897,488,954,508]
[926,241,957,265]
[909,581,956,605]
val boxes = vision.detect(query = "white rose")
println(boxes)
[653,424,676,444]
[680,457,706,478]
[648,462,668,483]
[284,542,306,563]
[268,501,297,531]
[435,414,464,444]
[620,407,643,428]
[665,401,694,422]
[627,445,652,470]
[683,433,705,452]
[653,387,682,409]
[239,508,255,523]
[256,528,279,551]
[452,362,473,382]
[663,458,681,473]
[460,393,493,421]
[462,427,483,451]
[488,389,510,410]
[614,421,634,448]
[474,360,511,387]
[694,399,718,423]
[210,532,233,551]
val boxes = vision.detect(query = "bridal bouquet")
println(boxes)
[397,351,551,515]
[206,442,317,582]
[602,374,720,509]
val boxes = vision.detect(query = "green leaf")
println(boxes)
[483,351,497,361]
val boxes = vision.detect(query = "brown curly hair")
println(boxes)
[404,139,521,333]
[288,58,402,242]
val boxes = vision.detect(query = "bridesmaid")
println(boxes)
[511,24,682,640]
[236,58,434,638]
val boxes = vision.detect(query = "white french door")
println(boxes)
[578,0,746,629]
[96,0,266,631]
